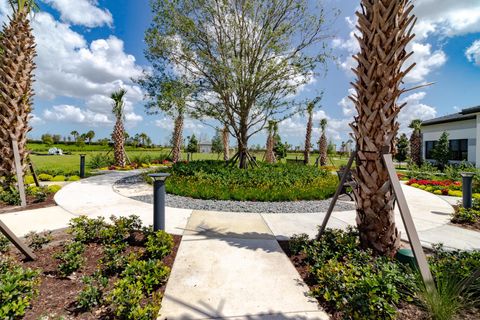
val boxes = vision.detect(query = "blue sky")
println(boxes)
[1,0,480,148]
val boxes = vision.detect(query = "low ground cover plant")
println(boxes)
[152,160,338,201]
[0,215,177,319]
[286,228,480,320]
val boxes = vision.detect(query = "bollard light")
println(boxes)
[79,154,86,178]
[148,173,171,231]
[461,172,475,209]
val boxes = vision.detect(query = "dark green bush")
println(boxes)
[429,244,480,283]
[68,216,107,243]
[54,241,85,277]
[145,231,174,260]
[0,258,40,319]
[292,228,416,320]
[0,234,9,253]
[99,215,143,244]
[89,153,113,169]
[101,242,128,275]
[0,186,20,205]
[156,160,338,201]
[25,230,53,251]
[76,273,109,311]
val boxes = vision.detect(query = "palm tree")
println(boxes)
[0,0,38,185]
[70,131,79,141]
[111,89,127,167]
[222,125,230,161]
[409,119,422,165]
[319,119,328,166]
[265,120,277,164]
[350,0,416,256]
[85,130,95,144]
[303,102,315,165]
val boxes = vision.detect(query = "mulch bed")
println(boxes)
[5,230,181,319]
[451,221,480,232]
[0,193,56,214]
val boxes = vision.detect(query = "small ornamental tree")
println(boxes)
[41,134,54,146]
[395,133,409,162]
[144,0,331,168]
[186,135,198,154]
[432,131,450,170]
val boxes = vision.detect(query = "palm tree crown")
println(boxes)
[111,89,127,120]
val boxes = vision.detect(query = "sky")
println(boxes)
[1,0,480,148]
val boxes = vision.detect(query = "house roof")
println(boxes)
[422,105,480,126]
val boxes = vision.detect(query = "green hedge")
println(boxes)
[157,160,338,201]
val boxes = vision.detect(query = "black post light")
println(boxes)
[79,154,86,178]
[148,173,171,231]
[461,172,475,209]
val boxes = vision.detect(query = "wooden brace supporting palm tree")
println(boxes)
[111,89,127,167]
[350,0,417,256]
[0,0,38,187]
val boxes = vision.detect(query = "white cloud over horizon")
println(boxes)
[43,0,113,28]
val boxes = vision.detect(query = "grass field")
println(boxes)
[28,143,349,176]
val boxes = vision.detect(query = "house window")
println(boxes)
[425,141,436,159]
[449,139,468,161]
[425,139,468,161]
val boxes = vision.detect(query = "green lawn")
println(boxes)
[28,143,349,176]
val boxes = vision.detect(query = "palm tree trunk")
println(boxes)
[319,133,327,166]
[113,120,126,167]
[350,0,416,257]
[172,114,184,163]
[222,126,230,161]
[265,134,275,164]
[410,131,422,165]
[0,8,35,186]
[304,112,313,165]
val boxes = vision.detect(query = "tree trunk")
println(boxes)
[222,126,230,161]
[319,133,327,166]
[304,112,313,165]
[410,131,422,165]
[265,134,276,164]
[172,114,184,163]
[113,120,126,167]
[237,122,250,169]
[350,0,415,257]
[0,8,35,186]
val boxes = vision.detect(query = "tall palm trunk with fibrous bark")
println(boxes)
[222,125,230,161]
[319,119,328,166]
[303,102,314,165]
[265,121,277,164]
[0,1,37,187]
[350,0,416,257]
[409,119,422,165]
[111,89,127,167]
[171,114,184,163]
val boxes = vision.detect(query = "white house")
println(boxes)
[422,105,480,167]
[198,142,212,153]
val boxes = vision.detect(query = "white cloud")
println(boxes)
[398,92,437,132]
[30,114,44,126]
[404,42,447,83]
[466,40,480,66]
[43,105,112,125]
[43,0,113,27]
[338,88,356,116]
[154,118,204,132]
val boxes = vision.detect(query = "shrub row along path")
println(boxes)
[2,170,480,319]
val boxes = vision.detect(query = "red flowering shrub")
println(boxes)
[406,179,460,188]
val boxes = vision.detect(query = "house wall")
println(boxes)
[422,118,477,164]
[199,145,212,153]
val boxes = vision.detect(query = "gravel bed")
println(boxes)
[115,174,356,214]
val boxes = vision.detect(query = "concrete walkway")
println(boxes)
[159,211,329,319]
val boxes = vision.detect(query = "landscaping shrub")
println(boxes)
[38,173,53,181]
[47,185,62,194]
[24,175,35,185]
[0,257,40,319]
[0,186,21,205]
[101,242,129,274]
[89,153,113,169]
[54,241,85,277]
[156,160,338,201]
[52,175,66,182]
[68,175,81,181]
[25,230,53,251]
[76,273,109,311]
[0,234,9,253]
[291,228,416,319]
[145,231,174,260]
[68,216,107,243]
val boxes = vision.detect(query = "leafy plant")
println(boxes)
[0,234,9,253]
[51,175,66,182]
[54,241,85,277]
[68,216,107,243]
[99,215,142,244]
[76,273,109,311]
[47,185,62,194]
[145,231,174,260]
[101,242,128,275]
[25,230,53,250]
[88,153,113,169]
[0,186,20,205]
[38,173,53,181]
[0,258,40,319]
[68,175,81,182]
